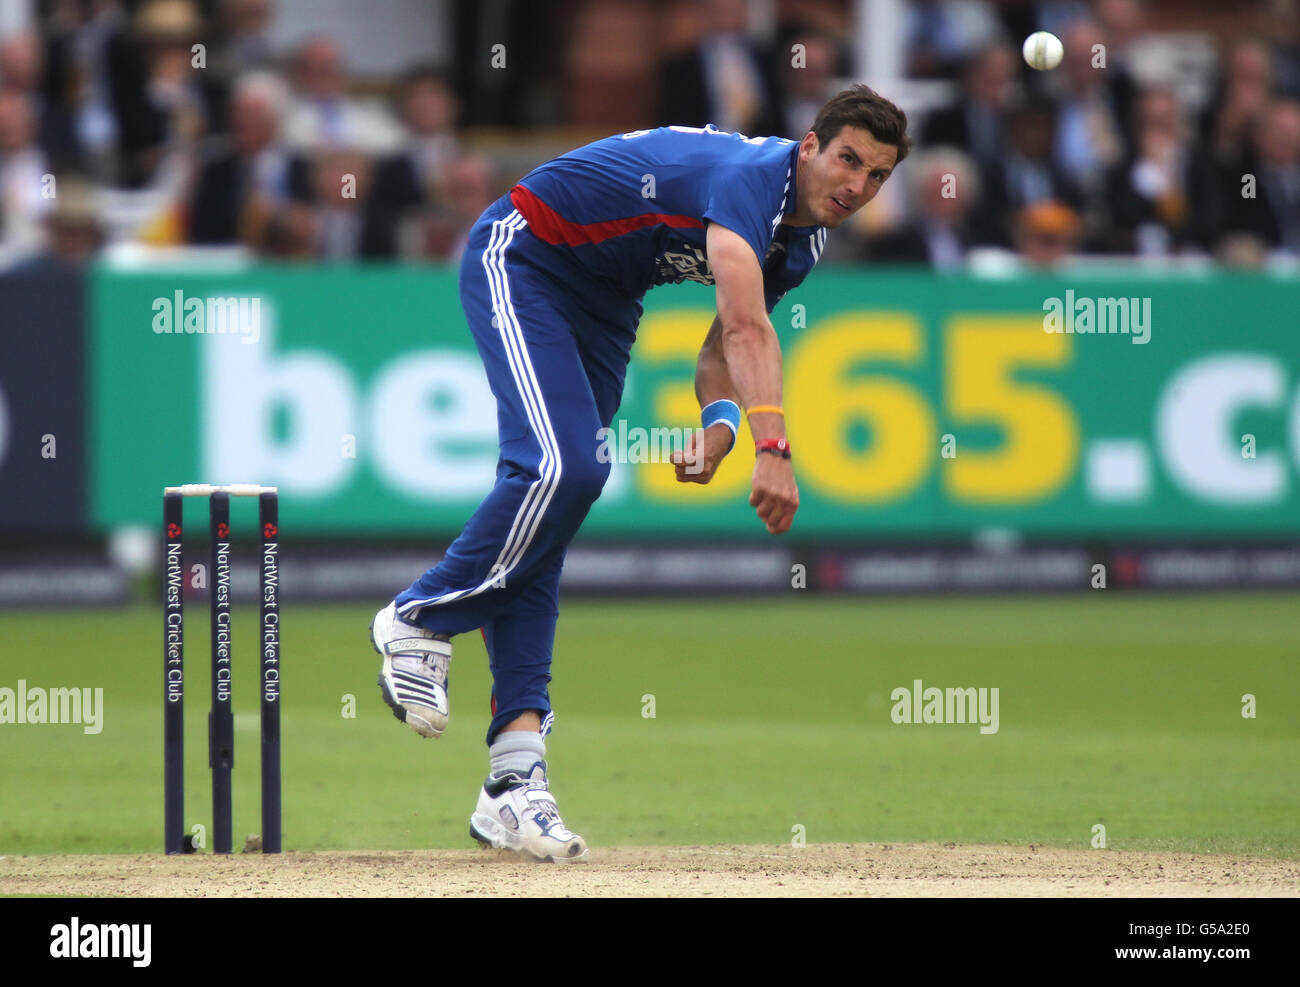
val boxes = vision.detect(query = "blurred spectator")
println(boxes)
[261,198,318,260]
[1249,0,1300,97]
[188,70,308,246]
[780,32,838,140]
[1014,199,1083,267]
[1202,38,1276,171]
[905,0,1002,79]
[971,94,1084,246]
[656,0,784,136]
[865,147,978,269]
[1102,86,1223,254]
[1090,0,1145,139]
[920,42,1017,170]
[277,57,465,261]
[1224,98,1300,255]
[0,30,41,91]
[396,66,460,177]
[1215,231,1271,267]
[379,68,459,199]
[366,66,461,257]
[412,150,499,263]
[107,0,226,188]
[216,0,276,77]
[29,176,104,268]
[1,30,79,168]
[41,0,127,181]
[0,90,52,257]
[1092,0,1143,44]
[305,147,405,260]
[311,148,367,258]
[282,35,402,154]
[1051,19,1125,192]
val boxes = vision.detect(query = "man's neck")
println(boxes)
[780,153,813,226]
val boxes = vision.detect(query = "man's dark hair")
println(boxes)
[389,63,457,119]
[810,85,911,164]
[394,64,454,104]
[399,64,453,92]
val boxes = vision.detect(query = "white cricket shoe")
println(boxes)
[371,602,451,738]
[470,762,589,863]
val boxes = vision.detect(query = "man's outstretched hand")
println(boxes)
[749,453,798,534]
[670,423,734,484]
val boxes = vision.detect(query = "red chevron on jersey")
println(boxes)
[510,185,704,247]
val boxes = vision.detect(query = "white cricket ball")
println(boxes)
[1022,31,1064,71]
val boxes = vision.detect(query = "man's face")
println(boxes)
[1010,111,1053,159]
[1256,102,1300,167]
[969,46,1014,107]
[918,160,969,223]
[0,93,33,152]
[796,125,897,227]
[297,40,343,99]
[232,92,276,155]
[786,36,834,99]
[403,79,457,136]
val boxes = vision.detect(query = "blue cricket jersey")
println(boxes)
[509,125,828,314]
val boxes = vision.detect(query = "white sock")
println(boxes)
[489,731,545,780]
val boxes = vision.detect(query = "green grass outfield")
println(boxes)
[1,594,1296,857]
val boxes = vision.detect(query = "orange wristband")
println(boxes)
[746,405,785,416]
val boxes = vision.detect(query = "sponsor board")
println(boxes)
[89,267,1300,537]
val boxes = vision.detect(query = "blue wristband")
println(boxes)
[701,399,741,453]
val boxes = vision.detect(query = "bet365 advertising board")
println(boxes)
[89,265,1300,537]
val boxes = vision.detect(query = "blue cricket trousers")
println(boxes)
[394,193,641,743]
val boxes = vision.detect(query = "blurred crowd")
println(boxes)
[0,0,490,269]
[655,0,1300,267]
[1,0,1298,271]
[873,0,1300,268]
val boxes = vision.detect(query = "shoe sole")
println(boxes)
[469,812,589,864]
[371,612,444,739]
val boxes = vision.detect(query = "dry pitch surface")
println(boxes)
[3,844,1298,897]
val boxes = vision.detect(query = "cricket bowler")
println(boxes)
[369,85,910,861]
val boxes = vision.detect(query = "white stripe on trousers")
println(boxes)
[398,210,563,614]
